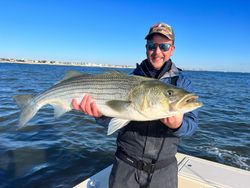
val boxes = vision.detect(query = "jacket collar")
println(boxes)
[133,59,181,79]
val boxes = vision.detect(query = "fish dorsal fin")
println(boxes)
[61,70,90,82]
[104,70,127,76]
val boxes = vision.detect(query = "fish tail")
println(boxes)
[13,94,39,127]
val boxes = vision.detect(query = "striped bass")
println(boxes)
[14,71,203,135]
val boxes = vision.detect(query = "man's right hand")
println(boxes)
[72,95,102,118]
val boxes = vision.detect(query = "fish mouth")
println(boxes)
[176,94,203,110]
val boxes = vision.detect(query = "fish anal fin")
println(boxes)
[107,118,130,135]
[51,103,71,118]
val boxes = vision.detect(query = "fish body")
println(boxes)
[14,71,203,135]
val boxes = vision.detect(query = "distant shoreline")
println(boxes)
[1,60,249,74]
[0,60,135,69]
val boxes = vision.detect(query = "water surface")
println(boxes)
[0,63,249,188]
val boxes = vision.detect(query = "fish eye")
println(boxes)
[167,90,174,96]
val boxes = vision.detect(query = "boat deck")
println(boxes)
[74,153,250,188]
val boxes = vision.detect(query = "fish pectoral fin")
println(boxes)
[141,95,149,111]
[51,103,71,118]
[106,100,131,112]
[107,118,130,135]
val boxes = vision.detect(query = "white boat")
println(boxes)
[74,152,250,188]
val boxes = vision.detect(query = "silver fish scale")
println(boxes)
[34,73,147,105]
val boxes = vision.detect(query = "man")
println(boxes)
[72,22,198,188]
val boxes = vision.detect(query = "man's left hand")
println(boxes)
[160,113,184,129]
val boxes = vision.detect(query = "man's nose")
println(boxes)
[154,46,161,54]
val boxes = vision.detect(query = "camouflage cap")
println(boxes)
[145,22,175,41]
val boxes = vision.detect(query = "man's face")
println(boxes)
[146,34,175,70]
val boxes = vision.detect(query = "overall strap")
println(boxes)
[115,148,176,174]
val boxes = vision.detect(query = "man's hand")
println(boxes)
[160,113,184,129]
[72,95,102,118]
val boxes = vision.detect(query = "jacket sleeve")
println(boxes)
[172,75,199,137]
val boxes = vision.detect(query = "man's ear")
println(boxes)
[170,45,176,55]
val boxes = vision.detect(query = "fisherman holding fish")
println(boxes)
[72,22,200,188]
[14,22,201,188]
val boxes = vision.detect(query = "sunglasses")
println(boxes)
[146,42,172,52]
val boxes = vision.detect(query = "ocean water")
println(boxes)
[0,63,249,188]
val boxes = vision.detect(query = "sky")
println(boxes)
[0,0,250,72]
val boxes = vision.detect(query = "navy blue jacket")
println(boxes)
[132,59,199,137]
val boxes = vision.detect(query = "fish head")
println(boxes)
[161,84,203,113]
[129,80,203,119]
